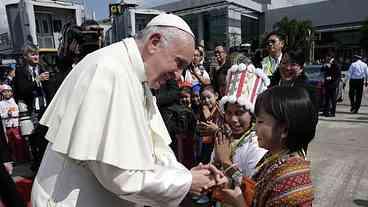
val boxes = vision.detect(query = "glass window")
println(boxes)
[53,20,62,32]
[36,20,40,33]
[241,16,259,44]
[43,20,50,33]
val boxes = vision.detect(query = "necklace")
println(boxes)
[230,124,254,158]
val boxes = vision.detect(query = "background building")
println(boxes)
[153,0,263,50]
[150,0,368,61]
[265,0,368,62]
[1,0,84,53]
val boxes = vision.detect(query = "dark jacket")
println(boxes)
[323,60,341,88]
[271,70,319,110]
[14,64,49,111]
[213,59,232,94]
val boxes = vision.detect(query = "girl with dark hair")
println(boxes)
[198,85,223,164]
[219,86,318,207]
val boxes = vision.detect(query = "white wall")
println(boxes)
[141,0,180,8]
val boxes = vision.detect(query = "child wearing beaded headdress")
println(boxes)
[211,55,269,206]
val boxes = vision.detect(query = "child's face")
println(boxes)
[191,92,201,106]
[8,70,15,78]
[201,89,217,109]
[179,92,191,107]
[2,90,13,99]
[255,108,285,152]
[225,103,252,138]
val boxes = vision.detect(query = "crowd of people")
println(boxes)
[153,28,318,206]
[0,12,366,207]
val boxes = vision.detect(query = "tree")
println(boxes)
[273,17,314,51]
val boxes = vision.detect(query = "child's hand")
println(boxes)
[198,121,219,136]
[215,132,232,165]
[221,186,245,207]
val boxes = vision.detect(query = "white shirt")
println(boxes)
[231,132,267,177]
[262,53,283,76]
[32,38,192,207]
[0,97,19,128]
[347,60,368,80]
[182,65,210,86]
[211,131,267,177]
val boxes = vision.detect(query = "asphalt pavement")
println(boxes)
[310,87,368,207]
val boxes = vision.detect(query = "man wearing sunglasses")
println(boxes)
[262,31,285,78]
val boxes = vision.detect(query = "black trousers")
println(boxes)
[29,124,49,172]
[349,79,364,111]
[0,163,26,207]
[324,85,338,115]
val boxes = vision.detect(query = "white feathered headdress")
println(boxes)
[219,63,270,113]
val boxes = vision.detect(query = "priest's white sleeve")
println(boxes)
[87,159,192,207]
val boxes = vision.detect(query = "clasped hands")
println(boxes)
[190,130,233,196]
[189,163,227,195]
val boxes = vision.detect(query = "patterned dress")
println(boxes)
[251,151,313,207]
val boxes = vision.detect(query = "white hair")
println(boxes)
[136,26,192,48]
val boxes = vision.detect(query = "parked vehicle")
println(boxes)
[304,64,325,111]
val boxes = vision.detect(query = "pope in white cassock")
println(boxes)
[31,14,219,207]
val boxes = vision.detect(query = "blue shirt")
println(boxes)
[347,60,368,80]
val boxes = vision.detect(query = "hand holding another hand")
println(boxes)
[190,163,226,195]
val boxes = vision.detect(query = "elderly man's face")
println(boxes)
[145,33,194,89]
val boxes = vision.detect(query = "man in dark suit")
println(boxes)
[14,44,50,172]
[323,54,341,117]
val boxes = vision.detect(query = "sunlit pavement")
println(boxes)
[310,87,368,207]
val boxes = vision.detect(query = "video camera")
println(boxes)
[64,23,103,58]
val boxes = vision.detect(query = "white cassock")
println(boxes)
[31,38,192,207]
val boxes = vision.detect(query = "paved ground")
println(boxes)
[310,87,368,207]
